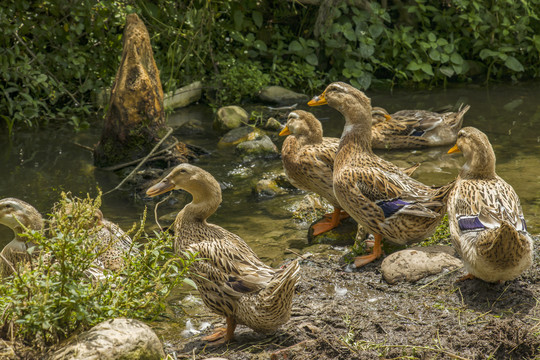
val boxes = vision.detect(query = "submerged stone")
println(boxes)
[381,245,462,284]
[259,85,309,103]
[164,81,202,110]
[218,126,264,147]
[235,135,278,158]
[214,105,249,133]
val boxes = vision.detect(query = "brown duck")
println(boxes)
[146,164,300,343]
[447,127,533,282]
[309,82,454,267]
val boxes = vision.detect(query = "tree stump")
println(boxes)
[94,13,189,168]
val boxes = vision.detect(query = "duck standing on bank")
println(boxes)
[447,127,533,282]
[146,164,300,344]
[280,110,420,235]
[370,105,470,149]
[309,82,454,267]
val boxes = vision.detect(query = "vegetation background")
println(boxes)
[1,0,540,134]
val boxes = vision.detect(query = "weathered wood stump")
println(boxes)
[94,14,189,168]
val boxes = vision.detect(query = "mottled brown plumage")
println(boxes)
[280,110,420,235]
[447,127,533,282]
[370,105,469,149]
[0,198,43,276]
[309,82,454,267]
[146,164,300,343]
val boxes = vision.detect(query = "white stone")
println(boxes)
[164,81,202,110]
[49,318,165,360]
[381,245,462,284]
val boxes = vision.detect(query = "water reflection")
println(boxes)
[1,84,538,256]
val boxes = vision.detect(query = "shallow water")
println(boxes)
[1,83,539,261]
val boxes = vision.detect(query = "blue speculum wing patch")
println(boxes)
[377,199,409,218]
[410,130,425,137]
[457,216,485,231]
[520,217,527,231]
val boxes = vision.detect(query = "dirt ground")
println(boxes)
[161,237,540,360]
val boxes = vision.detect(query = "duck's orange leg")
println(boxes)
[457,273,476,282]
[202,316,237,344]
[354,233,383,267]
[312,208,349,236]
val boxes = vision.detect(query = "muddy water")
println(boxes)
[0,83,539,264]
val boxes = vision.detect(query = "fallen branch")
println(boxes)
[101,140,179,171]
[103,127,173,196]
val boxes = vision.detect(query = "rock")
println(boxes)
[235,135,278,158]
[288,194,332,225]
[308,217,359,246]
[218,126,264,147]
[381,245,463,284]
[263,117,283,131]
[259,86,309,103]
[214,105,249,133]
[49,318,165,360]
[254,179,288,197]
[164,81,202,110]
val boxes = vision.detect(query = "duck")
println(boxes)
[0,198,43,276]
[446,127,533,282]
[52,200,138,274]
[280,110,421,235]
[146,163,300,344]
[308,82,454,267]
[370,105,470,149]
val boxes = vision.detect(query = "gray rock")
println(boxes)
[381,245,462,284]
[164,81,202,110]
[259,86,309,103]
[214,106,249,133]
[218,126,264,147]
[49,318,165,360]
[236,135,278,157]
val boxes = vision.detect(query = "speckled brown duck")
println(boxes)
[370,104,470,149]
[146,163,300,344]
[447,127,533,282]
[280,110,420,235]
[309,82,454,267]
[0,198,43,276]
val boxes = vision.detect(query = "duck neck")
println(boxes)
[180,181,222,223]
[338,103,374,155]
[460,147,496,180]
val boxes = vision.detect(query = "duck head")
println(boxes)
[279,110,323,144]
[448,127,496,179]
[0,198,43,233]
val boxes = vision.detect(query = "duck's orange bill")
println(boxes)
[447,144,461,154]
[384,114,392,120]
[308,92,327,106]
[279,126,291,136]
[146,178,175,197]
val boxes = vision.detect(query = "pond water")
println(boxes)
[1,83,539,267]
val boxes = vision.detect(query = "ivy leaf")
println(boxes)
[305,53,318,66]
[428,32,436,42]
[479,49,498,59]
[288,40,303,53]
[406,61,421,71]
[450,53,463,65]
[369,24,384,39]
[359,43,374,58]
[233,10,244,30]
[439,66,455,77]
[344,27,356,41]
[252,11,263,28]
[253,40,267,52]
[505,56,524,72]
[420,63,434,76]
[429,49,440,61]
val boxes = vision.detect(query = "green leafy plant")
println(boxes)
[0,192,196,348]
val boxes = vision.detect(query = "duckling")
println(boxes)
[447,127,533,282]
[280,110,420,235]
[146,164,300,344]
[309,82,454,267]
[370,105,470,149]
[0,198,43,276]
